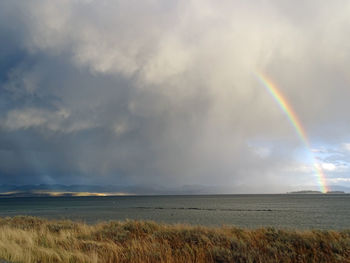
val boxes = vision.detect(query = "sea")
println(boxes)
[0,194,349,230]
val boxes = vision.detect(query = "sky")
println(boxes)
[0,0,350,193]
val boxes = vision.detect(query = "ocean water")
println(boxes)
[0,194,349,230]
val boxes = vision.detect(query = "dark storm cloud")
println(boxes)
[0,0,350,192]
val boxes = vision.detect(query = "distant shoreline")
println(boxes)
[0,191,348,198]
[0,191,130,198]
[287,190,346,194]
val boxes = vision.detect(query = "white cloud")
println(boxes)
[321,163,336,171]
[251,146,271,159]
[342,143,350,152]
[2,108,95,133]
[3,108,48,130]
[328,178,350,183]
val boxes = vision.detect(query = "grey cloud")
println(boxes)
[0,0,350,192]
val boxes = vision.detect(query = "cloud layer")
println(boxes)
[1,0,350,192]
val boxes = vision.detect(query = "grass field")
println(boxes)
[0,216,349,262]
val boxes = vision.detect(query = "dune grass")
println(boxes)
[0,216,348,262]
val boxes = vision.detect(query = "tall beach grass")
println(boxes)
[0,216,349,262]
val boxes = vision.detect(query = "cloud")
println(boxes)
[343,143,350,152]
[321,163,336,172]
[0,0,350,192]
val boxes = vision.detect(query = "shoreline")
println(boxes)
[0,192,348,198]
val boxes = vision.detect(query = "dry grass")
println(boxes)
[0,216,349,263]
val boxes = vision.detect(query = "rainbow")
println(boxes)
[255,72,328,193]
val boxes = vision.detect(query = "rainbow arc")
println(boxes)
[255,72,328,193]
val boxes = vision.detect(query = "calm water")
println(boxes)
[0,194,349,229]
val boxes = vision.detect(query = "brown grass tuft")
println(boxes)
[0,216,348,262]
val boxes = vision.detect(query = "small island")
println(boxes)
[287,190,346,194]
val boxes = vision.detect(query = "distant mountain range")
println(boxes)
[0,184,135,197]
[0,184,240,195]
[0,184,348,197]
[0,184,124,193]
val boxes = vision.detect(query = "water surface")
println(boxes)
[0,194,349,229]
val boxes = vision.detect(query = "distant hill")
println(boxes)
[287,190,323,194]
[0,191,124,198]
[325,185,350,193]
[0,184,132,197]
[288,190,346,194]
[0,184,119,193]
